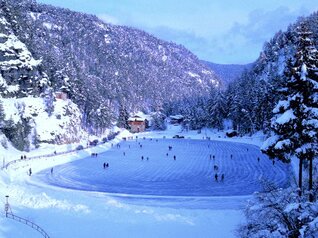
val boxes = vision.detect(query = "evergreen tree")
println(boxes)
[238,181,318,237]
[2,117,31,151]
[43,87,55,116]
[261,23,318,201]
[207,88,226,130]
[152,111,166,130]
[2,117,15,142]
[117,104,129,129]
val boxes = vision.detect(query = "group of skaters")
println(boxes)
[20,155,27,160]
[141,156,150,161]
[209,154,234,160]
[28,167,55,176]
[167,146,177,160]
[112,138,178,162]
[213,163,224,182]
[214,173,225,182]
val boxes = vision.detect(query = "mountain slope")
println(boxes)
[224,11,318,134]
[0,0,219,131]
[202,61,253,87]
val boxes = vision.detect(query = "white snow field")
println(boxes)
[0,127,291,238]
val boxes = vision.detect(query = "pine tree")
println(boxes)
[43,87,54,116]
[117,104,129,129]
[261,22,318,201]
[152,111,166,130]
[208,89,226,130]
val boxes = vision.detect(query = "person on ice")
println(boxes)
[103,163,106,169]
[221,174,224,181]
[215,173,218,181]
[51,168,53,174]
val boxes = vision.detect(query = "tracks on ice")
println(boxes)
[34,139,291,207]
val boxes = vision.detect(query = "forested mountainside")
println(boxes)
[222,12,318,135]
[0,0,219,134]
[202,61,253,87]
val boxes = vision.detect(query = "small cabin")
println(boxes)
[128,115,147,133]
[55,91,68,100]
[170,115,184,124]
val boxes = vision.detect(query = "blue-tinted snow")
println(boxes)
[36,139,291,200]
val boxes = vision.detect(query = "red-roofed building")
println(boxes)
[128,115,147,133]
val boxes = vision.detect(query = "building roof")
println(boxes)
[128,115,145,122]
[128,112,152,122]
[170,114,184,120]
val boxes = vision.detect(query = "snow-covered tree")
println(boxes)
[2,116,31,151]
[238,181,318,238]
[117,104,129,129]
[207,88,226,130]
[43,87,54,116]
[261,22,318,201]
[151,111,166,130]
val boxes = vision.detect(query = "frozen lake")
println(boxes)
[35,138,291,198]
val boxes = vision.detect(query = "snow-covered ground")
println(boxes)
[0,125,291,238]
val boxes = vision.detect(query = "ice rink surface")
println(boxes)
[36,138,291,199]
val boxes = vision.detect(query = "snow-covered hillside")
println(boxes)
[1,97,86,147]
[0,0,220,133]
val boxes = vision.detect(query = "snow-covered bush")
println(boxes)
[238,181,318,238]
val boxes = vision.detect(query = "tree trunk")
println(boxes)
[309,156,314,202]
[299,157,303,197]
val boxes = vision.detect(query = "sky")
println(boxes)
[37,0,318,64]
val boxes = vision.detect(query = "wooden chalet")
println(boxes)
[128,115,147,133]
